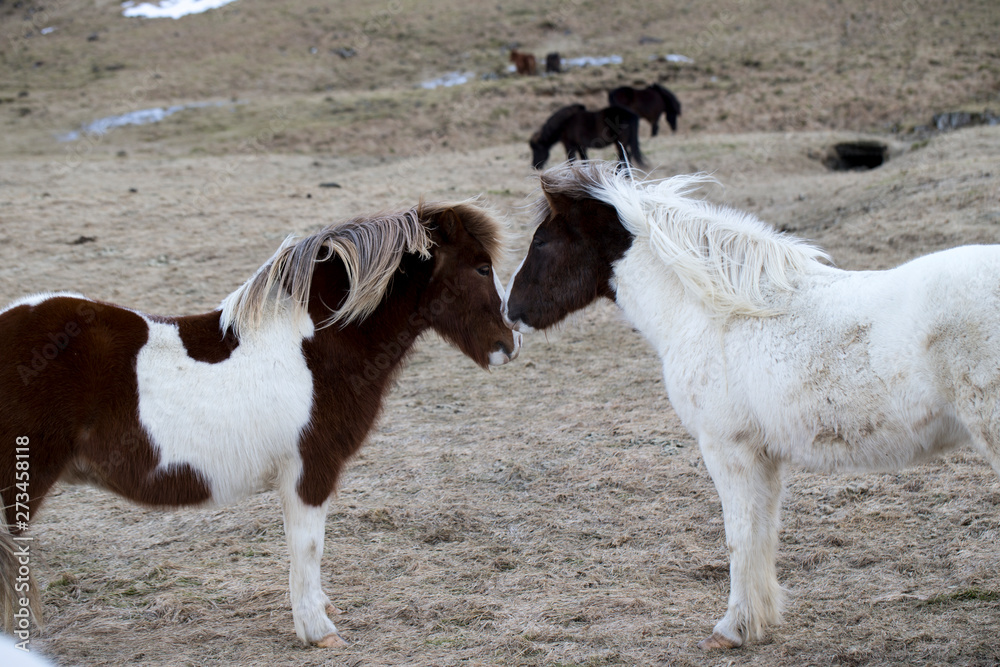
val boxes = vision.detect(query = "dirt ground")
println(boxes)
[1,1,1000,666]
[0,128,996,667]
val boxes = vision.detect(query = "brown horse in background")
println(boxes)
[529,104,645,169]
[510,49,537,75]
[608,83,681,136]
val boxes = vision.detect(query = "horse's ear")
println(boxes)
[435,208,464,244]
[543,191,573,215]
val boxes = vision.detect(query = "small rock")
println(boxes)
[70,236,97,245]
[129,187,138,193]
[319,182,342,188]
[87,33,99,42]
[932,110,1000,132]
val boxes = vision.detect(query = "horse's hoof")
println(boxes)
[326,603,345,616]
[316,633,349,648]
[697,632,741,650]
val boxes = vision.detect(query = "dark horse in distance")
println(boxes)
[608,83,681,136]
[529,104,645,169]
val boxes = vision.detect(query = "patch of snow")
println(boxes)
[420,71,475,89]
[121,0,239,20]
[40,27,56,35]
[664,54,693,63]
[57,101,232,142]
[561,55,623,69]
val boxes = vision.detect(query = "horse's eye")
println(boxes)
[532,238,547,248]
[476,265,491,276]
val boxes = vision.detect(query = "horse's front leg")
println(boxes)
[614,142,627,163]
[697,435,784,649]
[278,465,346,647]
[651,118,660,136]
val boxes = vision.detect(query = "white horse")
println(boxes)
[505,160,1000,649]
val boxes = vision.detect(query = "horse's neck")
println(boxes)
[306,256,431,395]
[612,242,711,356]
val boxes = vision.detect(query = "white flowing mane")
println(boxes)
[539,161,830,317]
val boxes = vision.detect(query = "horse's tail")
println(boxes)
[0,496,42,635]
[652,83,681,132]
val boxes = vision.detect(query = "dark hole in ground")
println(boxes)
[823,141,888,171]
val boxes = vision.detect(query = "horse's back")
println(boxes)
[608,86,634,107]
[0,293,146,397]
[753,246,1000,470]
[894,245,1000,394]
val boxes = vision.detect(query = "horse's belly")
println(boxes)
[777,405,969,473]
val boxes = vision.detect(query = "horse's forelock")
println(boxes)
[421,200,508,267]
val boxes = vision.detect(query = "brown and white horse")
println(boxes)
[0,202,520,647]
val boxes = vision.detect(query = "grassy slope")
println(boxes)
[0,0,998,159]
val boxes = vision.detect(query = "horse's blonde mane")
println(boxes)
[538,161,829,317]
[220,201,504,338]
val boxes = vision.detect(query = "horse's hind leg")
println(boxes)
[965,423,1000,479]
[651,117,659,137]
[277,462,346,647]
[697,435,784,650]
[952,398,1000,479]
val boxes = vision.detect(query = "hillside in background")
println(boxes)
[1,0,998,159]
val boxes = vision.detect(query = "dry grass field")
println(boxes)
[1,1,999,665]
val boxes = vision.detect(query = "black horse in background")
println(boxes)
[529,104,645,169]
[608,83,681,136]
